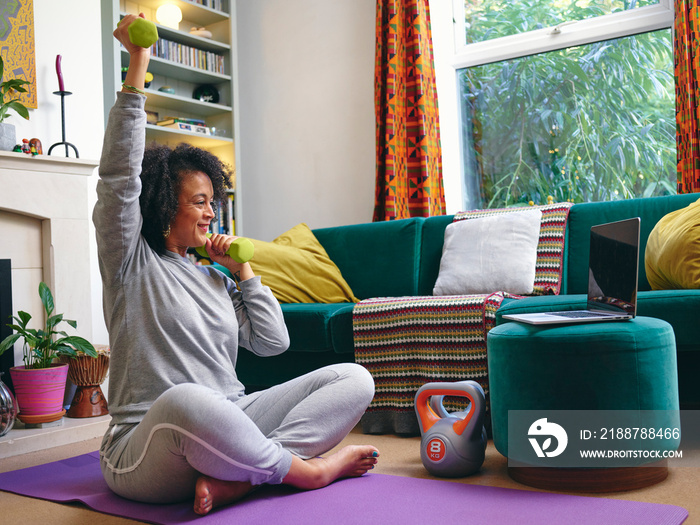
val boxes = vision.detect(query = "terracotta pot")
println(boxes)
[60,353,110,418]
[10,363,69,424]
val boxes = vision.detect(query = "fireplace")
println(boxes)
[0,259,12,393]
[0,151,99,373]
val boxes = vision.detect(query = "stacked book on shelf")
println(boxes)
[211,193,235,236]
[157,117,211,135]
[151,38,225,74]
[189,0,225,10]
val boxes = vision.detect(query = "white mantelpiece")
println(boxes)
[0,151,99,361]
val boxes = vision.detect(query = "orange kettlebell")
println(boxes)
[414,380,487,477]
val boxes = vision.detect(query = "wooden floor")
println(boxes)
[1,425,697,524]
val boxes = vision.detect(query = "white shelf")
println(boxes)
[145,123,233,148]
[123,51,230,84]
[155,22,231,53]
[145,88,232,117]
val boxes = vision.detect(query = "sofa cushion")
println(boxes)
[236,349,354,388]
[248,223,359,304]
[563,193,700,293]
[281,302,355,354]
[452,202,573,296]
[645,198,700,290]
[313,218,423,299]
[433,210,542,295]
[329,303,356,354]
[418,215,454,295]
[635,289,700,349]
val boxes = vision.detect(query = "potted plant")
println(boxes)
[0,55,30,151]
[0,282,97,424]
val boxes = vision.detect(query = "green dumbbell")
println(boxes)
[196,233,255,264]
[118,17,159,48]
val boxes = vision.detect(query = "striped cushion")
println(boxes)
[453,202,573,296]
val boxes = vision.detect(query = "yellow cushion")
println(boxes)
[248,223,359,303]
[645,198,700,290]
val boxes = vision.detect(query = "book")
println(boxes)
[146,110,159,125]
[150,37,226,74]
[157,116,206,127]
[159,121,211,135]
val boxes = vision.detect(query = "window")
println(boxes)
[453,0,675,209]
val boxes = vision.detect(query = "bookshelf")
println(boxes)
[101,0,239,235]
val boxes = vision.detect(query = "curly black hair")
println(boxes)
[139,142,233,255]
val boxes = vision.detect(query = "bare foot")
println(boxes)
[193,475,254,516]
[283,445,379,490]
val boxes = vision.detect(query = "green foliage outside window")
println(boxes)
[459,0,675,208]
[463,0,658,45]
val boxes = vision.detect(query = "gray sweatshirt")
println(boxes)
[93,92,289,426]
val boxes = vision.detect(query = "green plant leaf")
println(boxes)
[24,333,38,346]
[0,333,20,356]
[53,331,70,344]
[58,336,97,358]
[46,313,63,330]
[3,78,29,92]
[15,310,32,327]
[39,282,54,316]
[54,344,77,358]
[6,323,26,334]
[8,100,28,120]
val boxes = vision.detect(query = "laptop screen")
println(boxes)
[587,217,640,315]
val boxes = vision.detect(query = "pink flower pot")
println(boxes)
[10,363,69,423]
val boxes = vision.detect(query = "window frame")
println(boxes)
[443,0,675,209]
[451,0,674,69]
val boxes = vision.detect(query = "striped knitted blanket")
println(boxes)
[354,292,515,435]
[353,202,573,435]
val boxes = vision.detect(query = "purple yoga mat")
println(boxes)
[0,451,688,525]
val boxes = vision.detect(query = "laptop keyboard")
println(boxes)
[550,311,615,319]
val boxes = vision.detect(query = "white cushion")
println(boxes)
[433,209,543,296]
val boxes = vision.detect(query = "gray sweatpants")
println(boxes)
[99,363,374,504]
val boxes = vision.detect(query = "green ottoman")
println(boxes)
[487,316,680,492]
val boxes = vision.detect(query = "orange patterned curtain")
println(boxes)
[676,0,700,194]
[373,0,446,221]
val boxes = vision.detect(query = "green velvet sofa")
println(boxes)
[236,193,700,409]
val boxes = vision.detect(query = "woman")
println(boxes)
[95,14,378,516]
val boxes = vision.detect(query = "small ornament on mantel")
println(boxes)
[15,138,41,155]
[29,138,42,155]
[47,55,79,158]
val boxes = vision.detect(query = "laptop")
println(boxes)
[502,217,640,325]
